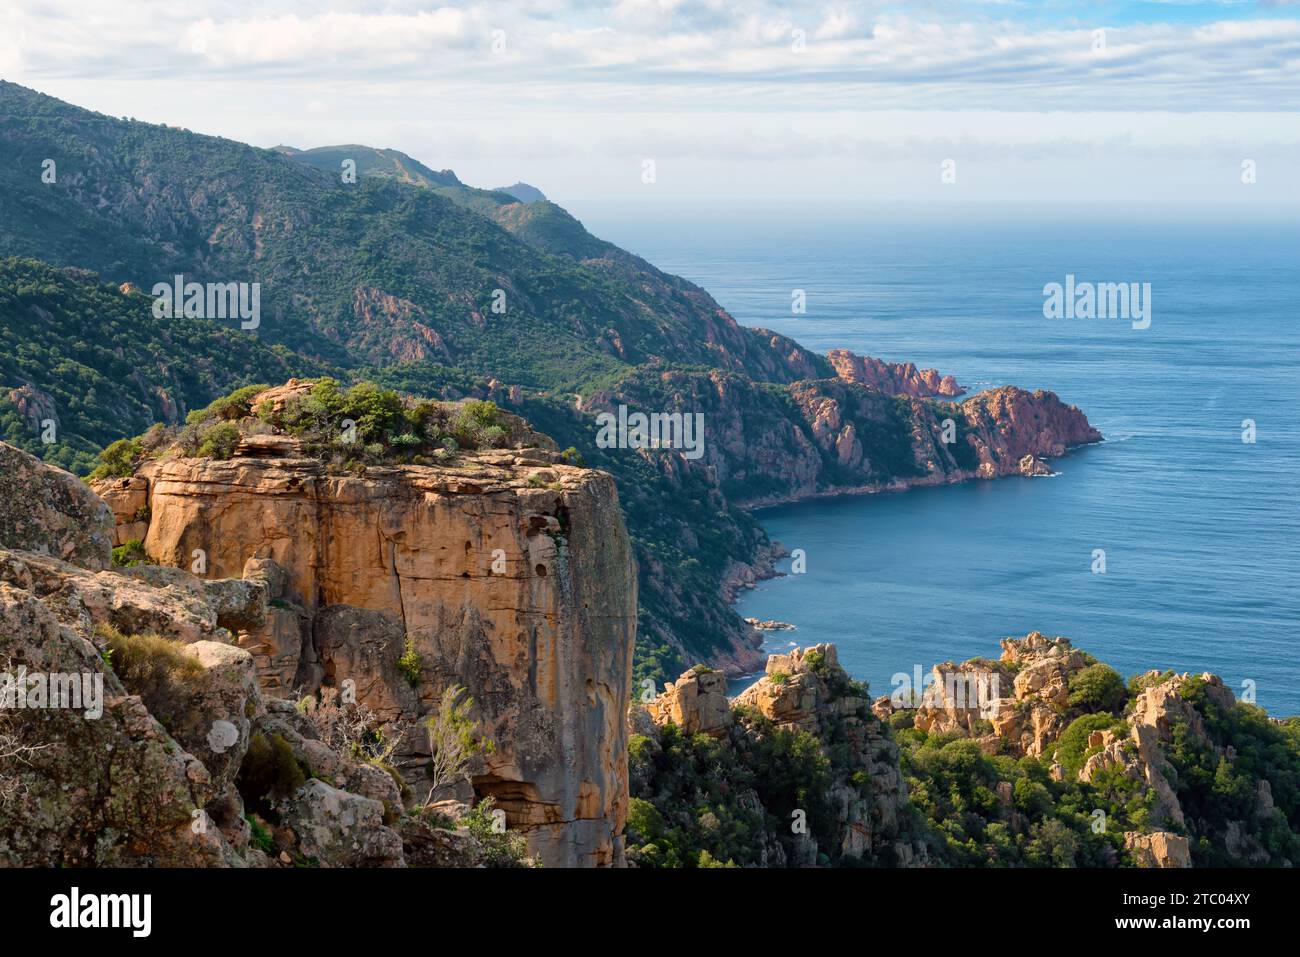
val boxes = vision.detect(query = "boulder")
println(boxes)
[277,779,404,868]
[646,667,732,738]
[0,441,113,569]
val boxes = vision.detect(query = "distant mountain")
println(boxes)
[495,182,547,204]
[0,82,822,392]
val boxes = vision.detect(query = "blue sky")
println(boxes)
[2,2,1298,209]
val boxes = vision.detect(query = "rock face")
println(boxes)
[828,349,964,398]
[0,447,546,868]
[0,441,113,569]
[94,445,638,867]
[958,387,1102,479]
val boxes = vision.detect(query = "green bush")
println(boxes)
[111,539,149,568]
[238,733,307,815]
[88,437,143,479]
[1068,664,1127,713]
[186,384,270,425]
[396,638,422,686]
[1051,713,1125,781]
[463,797,534,867]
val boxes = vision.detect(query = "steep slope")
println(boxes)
[0,257,323,473]
[0,81,823,388]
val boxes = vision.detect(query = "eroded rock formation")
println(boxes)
[639,644,927,866]
[93,441,637,867]
[827,349,964,398]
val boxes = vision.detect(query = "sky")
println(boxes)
[2,1,1299,213]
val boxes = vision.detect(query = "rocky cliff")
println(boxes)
[827,349,964,398]
[89,402,638,866]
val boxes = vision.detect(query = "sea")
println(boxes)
[585,204,1300,715]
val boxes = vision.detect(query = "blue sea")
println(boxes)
[585,204,1300,715]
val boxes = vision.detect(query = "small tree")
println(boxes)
[0,711,49,804]
[304,685,406,765]
[425,685,495,803]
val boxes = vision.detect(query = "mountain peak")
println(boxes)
[495,182,547,204]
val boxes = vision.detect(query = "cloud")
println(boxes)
[184,9,474,66]
[6,1,1300,110]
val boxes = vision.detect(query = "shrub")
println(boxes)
[396,638,422,686]
[1068,664,1127,714]
[463,797,534,867]
[88,437,143,479]
[1052,713,1125,780]
[424,684,495,802]
[193,420,242,459]
[238,733,307,815]
[97,624,202,715]
[769,671,789,686]
[186,384,270,425]
[111,539,149,568]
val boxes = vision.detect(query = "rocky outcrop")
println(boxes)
[745,618,795,631]
[1127,670,1237,829]
[0,573,239,866]
[0,547,412,867]
[1124,831,1191,869]
[6,384,59,434]
[874,632,1090,758]
[828,349,963,398]
[94,443,638,867]
[640,644,926,866]
[95,475,151,546]
[957,387,1102,479]
[0,441,113,569]
[647,667,732,738]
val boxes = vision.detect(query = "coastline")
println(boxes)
[716,436,1106,679]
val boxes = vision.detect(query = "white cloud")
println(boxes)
[6,1,1300,205]
[3,1,1297,110]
